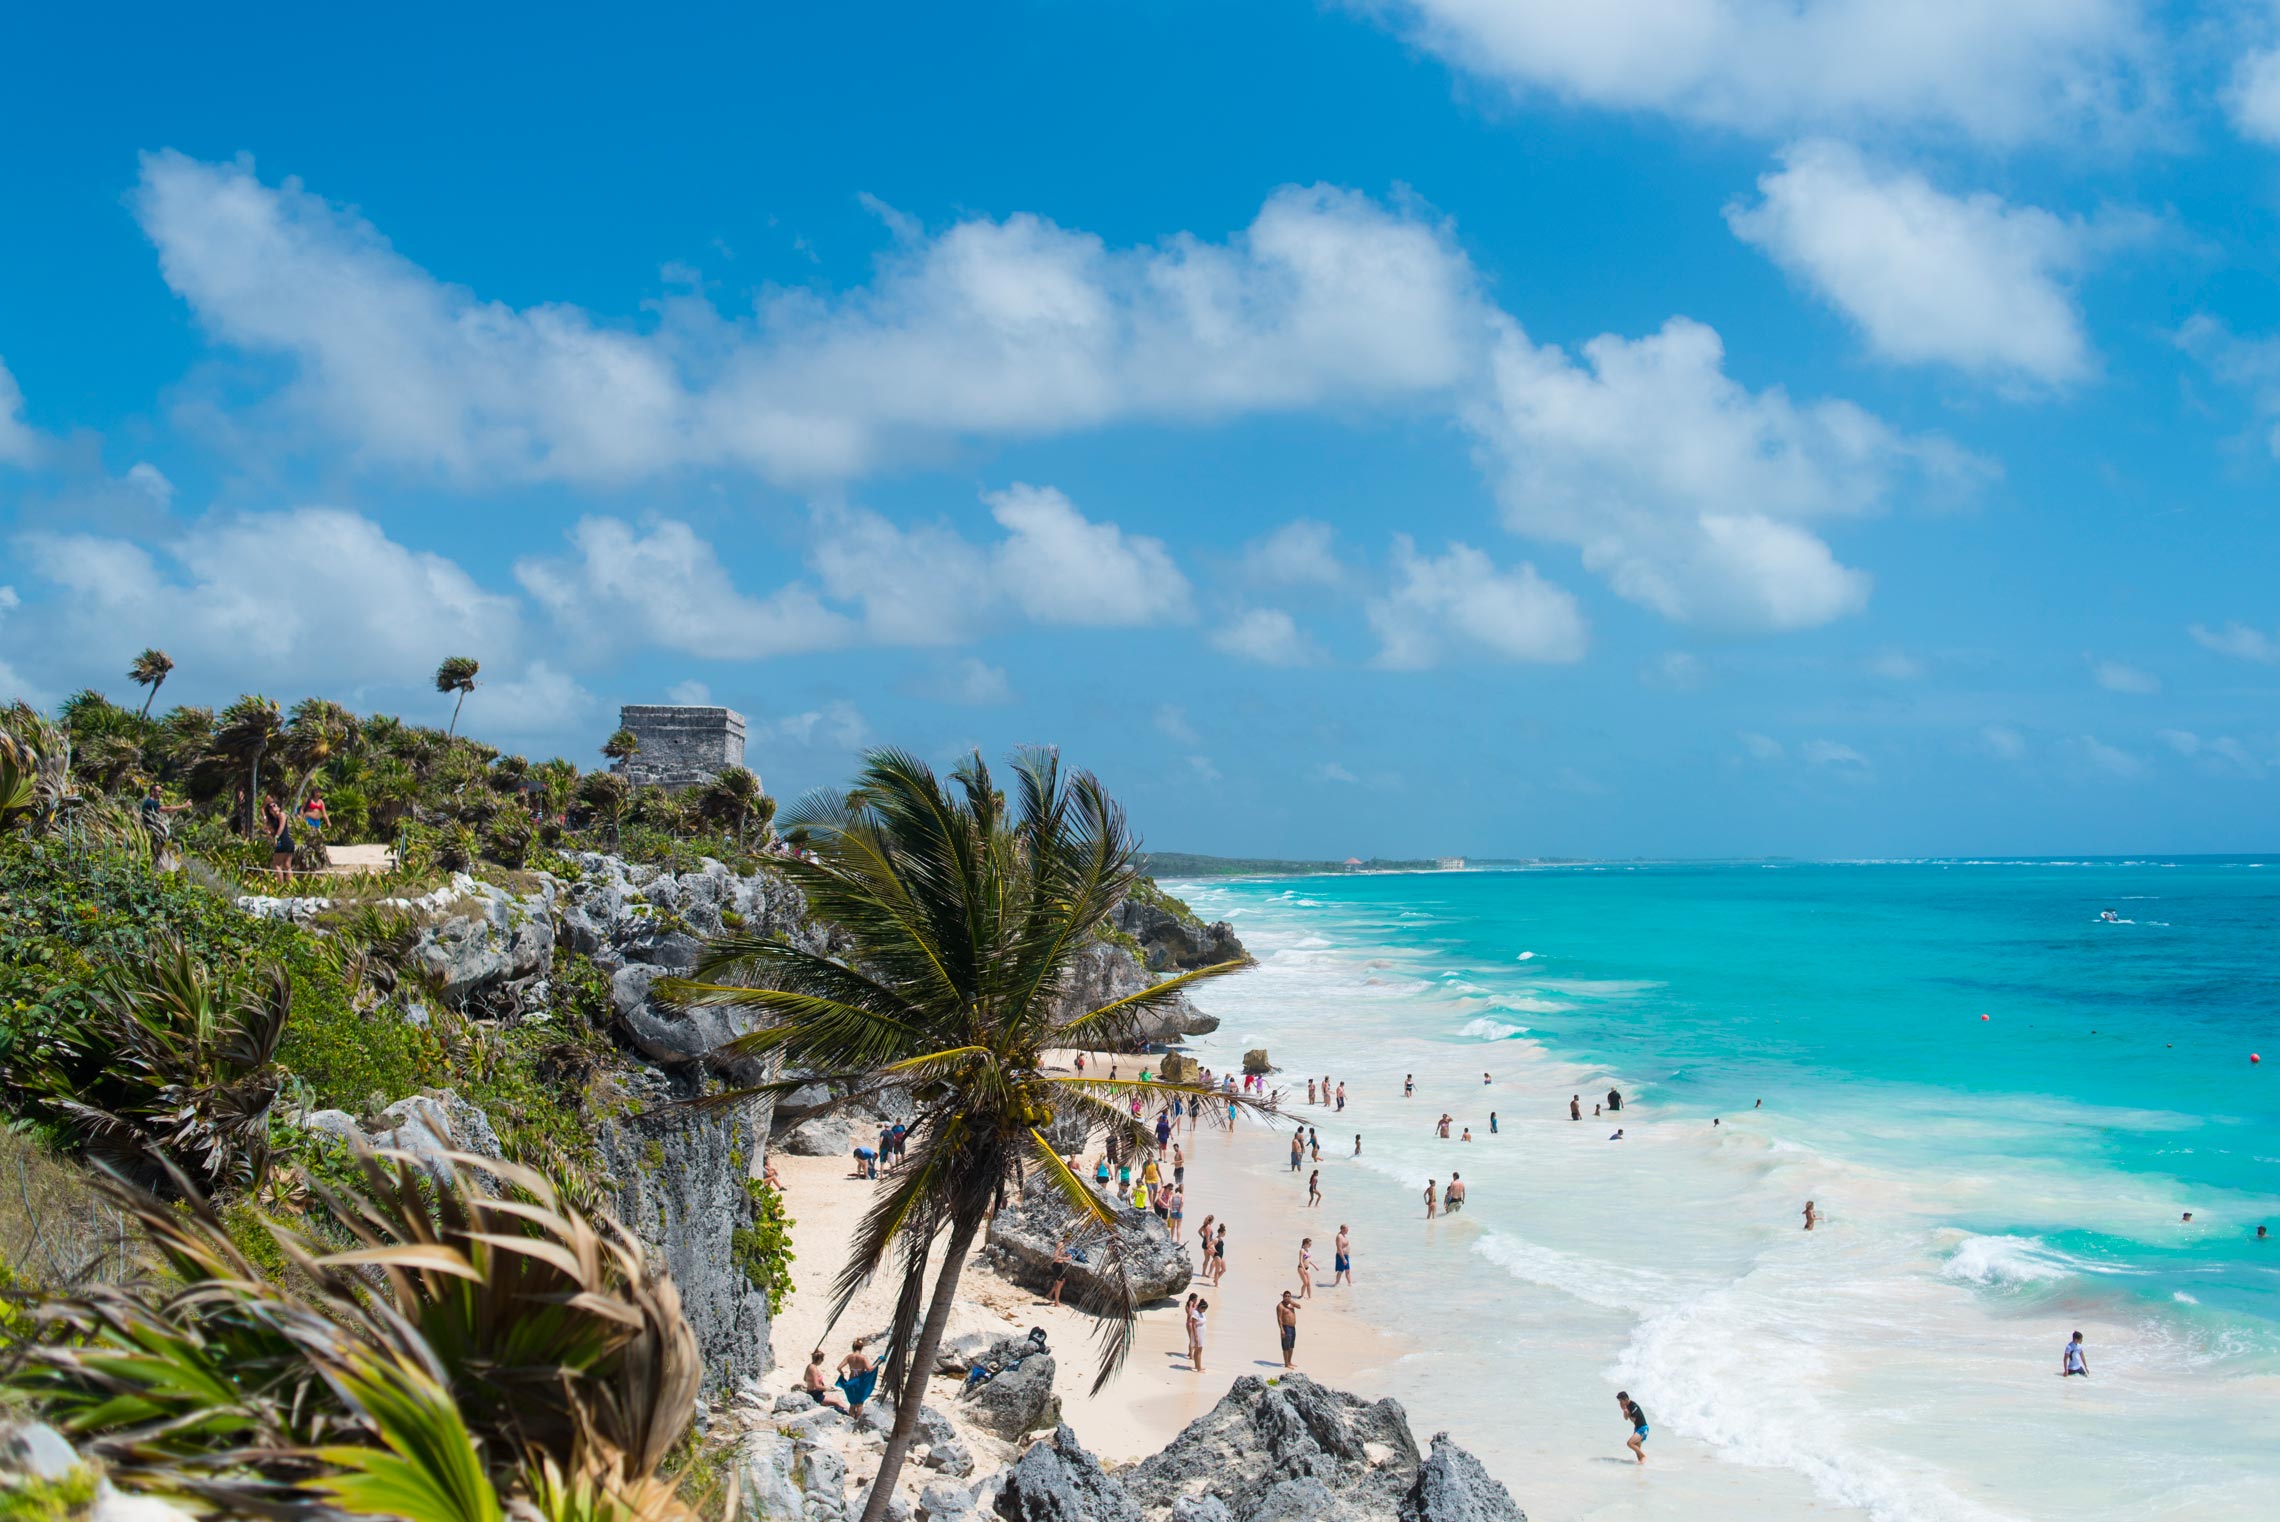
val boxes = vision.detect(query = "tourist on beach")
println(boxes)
[1169,1185,1185,1238]
[1172,1141,1186,1186]
[1184,1293,1199,1365]
[836,1339,878,1410]
[1075,1052,1085,1074]
[1483,1071,1491,1086]
[1571,1095,1581,1121]
[1334,1225,1352,1286]
[1424,1179,1438,1219]
[1617,1391,1648,1463]
[2061,1332,2089,1377]
[1489,1112,1498,1134]
[1298,1237,1316,1296]
[1803,1200,1817,1232]
[264,796,294,879]
[1307,1169,1322,1207]
[851,1143,878,1180]
[1460,1127,1472,1142]
[1336,1083,1346,1111]
[1132,1179,1150,1213]
[1214,1224,1229,1284]
[1095,1155,1111,1190]
[1436,1114,1452,1138]
[1353,1134,1361,1156]
[1156,1112,1173,1148]
[1608,1087,1623,1112]
[1608,1129,1624,1141]
[1594,1104,1602,1117]
[1192,1298,1209,1372]
[1446,1174,1466,1212]
[1405,1074,1414,1097]
[1117,1160,1132,1198]
[1308,1079,1318,1105]
[802,1349,849,1409]
[1277,1291,1301,1369]
[1290,1134,1305,1172]
[2260,1225,2269,1240]
[1049,1239,1072,1306]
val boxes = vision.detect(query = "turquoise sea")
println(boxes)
[1170,861,2280,1522]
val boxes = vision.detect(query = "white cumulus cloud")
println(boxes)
[2090,658,2160,693]
[1465,315,1970,631]
[1981,724,2028,761]
[1211,608,1321,667]
[2228,46,2280,145]
[134,152,1483,486]
[1802,738,1872,769]
[0,358,44,466]
[1367,538,1587,668]
[1375,0,2149,143]
[2190,621,2280,663]
[1241,520,1349,587]
[1726,141,2093,385]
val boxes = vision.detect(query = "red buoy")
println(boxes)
[2254,1053,2263,1064]
[1980,1013,1990,1021]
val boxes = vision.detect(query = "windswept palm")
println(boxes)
[434,656,479,736]
[661,747,1260,1522]
[129,647,175,718]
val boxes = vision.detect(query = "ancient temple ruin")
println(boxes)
[614,705,747,790]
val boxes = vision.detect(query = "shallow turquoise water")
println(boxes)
[1171,860,2280,1522]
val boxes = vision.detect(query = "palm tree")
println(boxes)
[434,656,480,736]
[577,770,629,847]
[212,695,284,836]
[697,765,772,851]
[129,648,175,718]
[663,749,1255,1522]
[601,727,641,791]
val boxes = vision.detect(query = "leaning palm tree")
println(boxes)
[601,727,641,791]
[663,748,1255,1522]
[434,656,480,736]
[129,648,175,718]
[696,765,771,852]
[212,695,285,837]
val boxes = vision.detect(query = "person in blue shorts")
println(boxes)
[1617,1391,1648,1463]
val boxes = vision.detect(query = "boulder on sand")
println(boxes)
[981,1173,1192,1305]
[1242,1049,1271,1075]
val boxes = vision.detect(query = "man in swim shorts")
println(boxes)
[1617,1391,1648,1463]
[1334,1224,1352,1286]
[2061,1331,2088,1377]
[1276,1291,1301,1369]
[1445,1173,1466,1211]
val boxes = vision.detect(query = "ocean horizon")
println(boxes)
[1170,859,2279,1522]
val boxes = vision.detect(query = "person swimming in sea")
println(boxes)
[1608,1128,1624,1141]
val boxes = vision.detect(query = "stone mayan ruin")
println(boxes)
[614,705,748,791]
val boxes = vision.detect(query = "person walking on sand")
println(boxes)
[1276,1291,1301,1369]
[1049,1238,1072,1306]
[1308,1169,1322,1208]
[1298,1238,1316,1297]
[1803,1200,1817,1232]
[1334,1224,1352,1286]
[1424,1179,1439,1219]
[2061,1331,2089,1378]
[1617,1391,1648,1463]
[1172,1141,1186,1187]
[1290,1133,1305,1172]
[1192,1298,1210,1372]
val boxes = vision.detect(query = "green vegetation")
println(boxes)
[731,1179,796,1314]
[0,1452,100,1522]
[4,1154,708,1522]
[663,747,1262,1522]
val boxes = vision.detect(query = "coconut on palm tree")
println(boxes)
[663,748,1255,1522]
[434,656,479,736]
[128,648,175,718]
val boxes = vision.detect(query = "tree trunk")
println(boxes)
[858,1209,983,1522]
[449,689,466,736]
[246,747,264,837]
[137,676,163,720]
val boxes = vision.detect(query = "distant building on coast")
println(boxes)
[614,704,747,791]
[1436,856,1467,871]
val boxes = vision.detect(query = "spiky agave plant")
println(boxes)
[660,747,1262,1522]
[8,1147,703,1522]
[23,936,288,1189]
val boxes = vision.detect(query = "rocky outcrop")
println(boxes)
[298,1090,503,1180]
[980,1173,1192,1305]
[1050,941,1217,1046]
[1110,897,1246,973]
[599,1069,774,1396]
[958,1333,1062,1441]
[1117,1376,1523,1522]
[992,1424,1136,1522]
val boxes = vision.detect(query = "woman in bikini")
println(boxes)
[1307,1169,1322,1207]
[1297,1237,1315,1297]
[1424,1179,1439,1219]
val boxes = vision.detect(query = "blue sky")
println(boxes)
[6,1,2280,859]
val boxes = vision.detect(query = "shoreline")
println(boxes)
[766,1065,1410,1464]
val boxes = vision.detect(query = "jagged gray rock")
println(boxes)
[962,1344,1060,1440]
[918,1481,978,1521]
[982,1172,1193,1304]
[1402,1433,1525,1522]
[1111,897,1247,973]
[1118,1374,1523,1522]
[781,1113,864,1157]
[409,874,558,1002]
[1168,1498,1234,1522]
[1050,941,1217,1045]
[598,1072,773,1395]
[294,1091,501,1180]
[991,1424,1139,1522]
